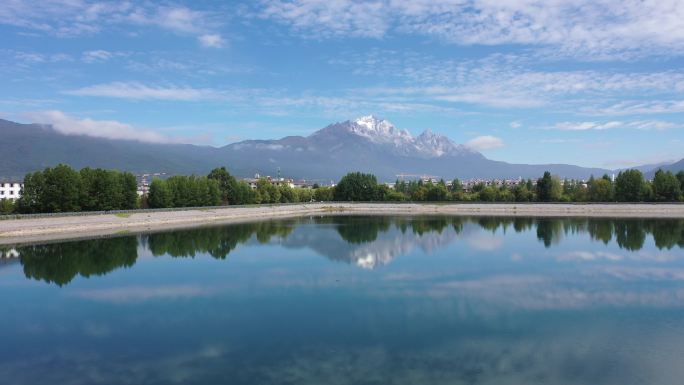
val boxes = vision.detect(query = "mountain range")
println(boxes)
[0,116,680,181]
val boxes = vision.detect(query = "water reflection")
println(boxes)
[4,216,684,385]
[9,216,684,286]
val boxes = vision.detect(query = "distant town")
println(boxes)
[2,164,682,216]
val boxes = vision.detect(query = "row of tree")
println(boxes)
[333,169,684,203]
[146,167,335,208]
[4,165,683,214]
[15,164,138,213]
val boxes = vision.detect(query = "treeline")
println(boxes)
[5,165,684,215]
[147,167,333,208]
[332,170,684,203]
[15,164,138,213]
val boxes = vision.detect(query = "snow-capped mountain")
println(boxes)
[345,115,413,145]
[1,117,615,180]
[313,115,473,158]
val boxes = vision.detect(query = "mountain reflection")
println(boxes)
[12,216,684,285]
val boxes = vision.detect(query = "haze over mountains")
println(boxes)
[1,116,679,181]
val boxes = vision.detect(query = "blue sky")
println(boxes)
[1,0,683,169]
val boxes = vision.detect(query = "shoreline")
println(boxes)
[2,202,684,245]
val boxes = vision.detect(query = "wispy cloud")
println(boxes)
[260,0,389,39]
[22,110,191,144]
[332,51,684,110]
[587,100,684,116]
[259,0,684,59]
[81,50,123,63]
[552,120,683,131]
[0,2,225,47]
[64,82,223,101]
[198,34,225,48]
[466,135,504,151]
[70,284,215,303]
[554,121,623,131]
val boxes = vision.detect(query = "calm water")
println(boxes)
[2,215,684,385]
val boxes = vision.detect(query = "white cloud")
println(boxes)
[466,135,504,151]
[539,138,582,144]
[557,251,624,262]
[82,50,114,63]
[22,110,184,144]
[129,6,214,35]
[260,0,389,38]
[258,0,684,58]
[510,121,522,129]
[552,120,683,131]
[198,34,225,48]
[588,100,684,115]
[71,284,214,303]
[12,51,72,63]
[627,120,683,130]
[554,121,623,130]
[334,51,684,110]
[0,2,224,46]
[64,82,222,101]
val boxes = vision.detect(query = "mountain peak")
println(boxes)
[352,115,409,138]
[333,115,414,146]
[418,128,435,138]
[307,116,478,159]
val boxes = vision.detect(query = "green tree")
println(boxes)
[314,186,334,201]
[207,167,238,204]
[334,172,379,201]
[148,178,172,208]
[17,171,45,213]
[677,171,684,193]
[512,184,534,202]
[255,178,281,203]
[426,183,448,201]
[589,177,614,202]
[233,181,256,205]
[497,186,515,202]
[0,198,14,214]
[295,188,314,202]
[478,186,497,202]
[450,178,463,192]
[279,184,297,203]
[79,168,123,211]
[120,172,138,209]
[40,164,82,213]
[615,170,646,202]
[652,169,682,202]
[536,171,562,202]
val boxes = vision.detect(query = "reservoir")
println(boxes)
[2,216,684,384]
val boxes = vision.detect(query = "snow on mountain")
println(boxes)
[415,128,473,157]
[349,115,413,144]
[316,115,470,158]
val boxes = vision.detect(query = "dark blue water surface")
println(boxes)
[2,215,684,385]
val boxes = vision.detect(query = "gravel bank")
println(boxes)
[2,202,684,245]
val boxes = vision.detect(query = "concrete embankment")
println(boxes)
[1,202,684,245]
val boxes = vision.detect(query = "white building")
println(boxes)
[0,248,19,258]
[0,181,22,201]
[243,174,295,190]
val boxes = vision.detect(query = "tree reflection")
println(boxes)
[10,216,684,285]
[332,216,392,244]
[614,221,647,251]
[587,220,613,244]
[649,220,684,250]
[145,221,296,258]
[536,219,563,248]
[19,236,138,286]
